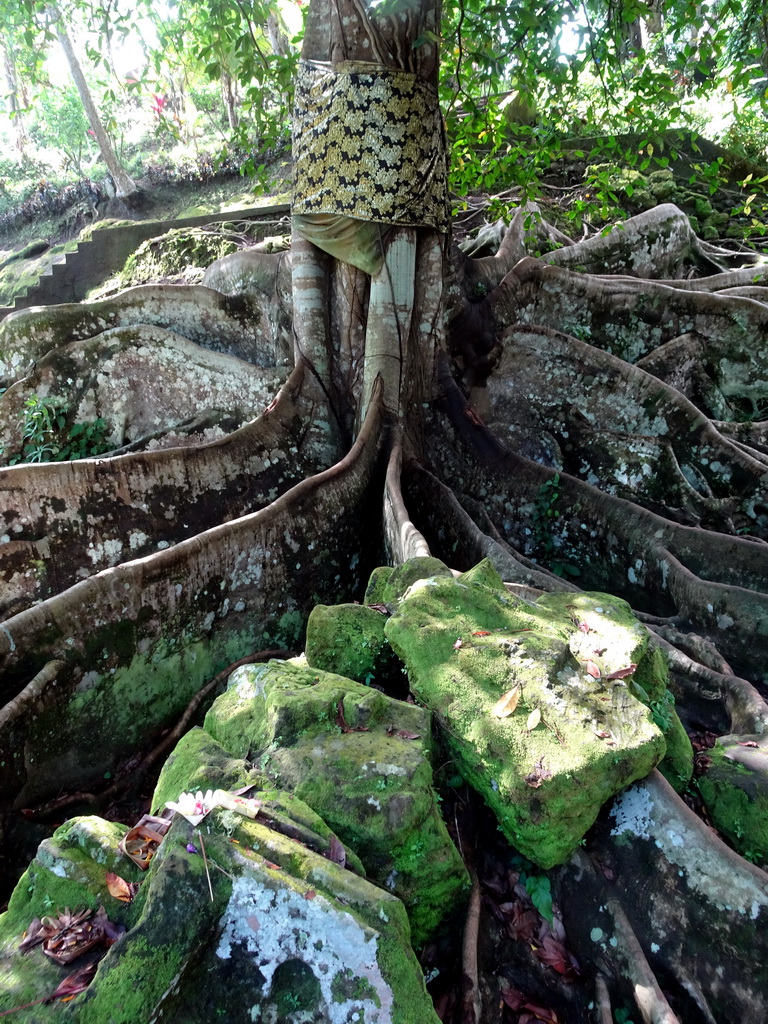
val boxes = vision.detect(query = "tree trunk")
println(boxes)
[220,69,238,129]
[51,10,136,198]
[0,41,27,154]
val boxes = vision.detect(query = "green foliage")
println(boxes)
[523,872,554,923]
[28,85,94,176]
[4,393,112,464]
[648,690,676,732]
[438,0,768,211]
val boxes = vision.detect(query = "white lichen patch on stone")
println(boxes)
[610,784,654,840]
[217,871,393,1022]
[86,537,124,566]
[228,663,271,700]
[611,780,768,916]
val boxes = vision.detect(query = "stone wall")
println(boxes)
[0,202,290,320]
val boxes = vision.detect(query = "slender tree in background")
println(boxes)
[50,7,137,197]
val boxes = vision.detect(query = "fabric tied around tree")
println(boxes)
[292,58,449,274]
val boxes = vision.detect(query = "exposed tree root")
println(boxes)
[0,385,386,817]
[1,193,768,1021]
[0,360,340,616]
[22,649,294,821]
[0,659,65,730]
[604,897,681,1024]
[461,867,482,1024]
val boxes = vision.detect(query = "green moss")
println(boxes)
[656,708,694,791]
[211,659,468,945]
[305,603,400,685]
[117,227,239,288]
[385,565,667,868]
[380,557,454,604]
[364,566,395,605]
[0,817,146,1021]
[698,742,768,866]
[458,558,507,593]
[20,623,264,806]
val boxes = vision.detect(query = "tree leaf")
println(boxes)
[605,663,637,680]
[52,962,98,1001]
[526,708,541,732]
[105,872,134,902]
[492,684,521,718]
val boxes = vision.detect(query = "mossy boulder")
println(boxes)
[368,556,454,606]
[151,725,255,812]
[384,558,668,868]
[0,806,438,1023]
[698,739,768,867]
[305,602,402,688]
[0,816,143,1022]
[151,726,367,876]
[118,227,240,288]
[205,659,470,945]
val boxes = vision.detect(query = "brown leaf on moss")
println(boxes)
[336,700,369,734]
[492,684,521,718]
[605,663,637,680]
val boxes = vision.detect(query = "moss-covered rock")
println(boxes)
[1,802,439,1023]
[305,602,401,687]
[117,227,240,288]
[0,816,143,1022]
[698,739,768,867]
[206,659,470,945]
[384,559,668,868]
[376,556,455,605]
[151,726,256,813]
[151,726,367,876]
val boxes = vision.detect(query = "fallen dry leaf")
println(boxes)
[368,603,390,614]
[336,700,369,734]
[737,741,759,748]
[492,684,521,718]
[105,872,137,903]
[593,729,611,739]
[534,933,581,980]
[605,663,637,680]
[52,962,98,1001]
[498,980,525,1010]
[453,638,463,649]
[585,660,601,679]
[325,835,346,868]
[521,1000,560,1023]
[526,708,541,732]
[472,630,492,636]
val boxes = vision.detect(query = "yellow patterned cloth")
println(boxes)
[292,59,449,244]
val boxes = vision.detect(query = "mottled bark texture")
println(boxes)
[1,1,768,1020]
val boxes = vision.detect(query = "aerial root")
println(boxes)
[652,631,768,735]
[383,439,430,563]
[605,898,682,1024]
[461,866,482,1024]
[594,974,613,1024]
[0,660,66,730]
